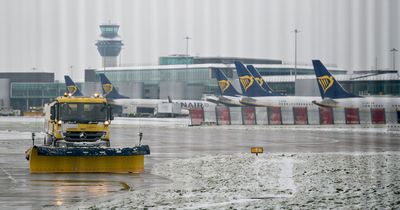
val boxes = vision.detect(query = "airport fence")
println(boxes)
[189,106,400,126]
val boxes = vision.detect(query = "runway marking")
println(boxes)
[1,167,17,183]
[31,179,131,191]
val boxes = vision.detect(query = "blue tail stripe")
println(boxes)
[64,75,83,96]
[99,74,129,99]
[213,68,241,96]
[312,60,360,99]
[246,65,283,96]
[234,61,274,97]
[246,65,273,92]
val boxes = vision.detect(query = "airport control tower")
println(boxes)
[96,23,123,67]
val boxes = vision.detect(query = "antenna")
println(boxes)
[292,29,301,80]
[184,36,192,69]
[138,132,143,146]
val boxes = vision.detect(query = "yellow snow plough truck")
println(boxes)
[25,94,150,173]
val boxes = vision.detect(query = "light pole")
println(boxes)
[390,48,398,70]
[390,48,398,77]
[70,65,73,78]
[184,36,191,68]
[293,29,300,80]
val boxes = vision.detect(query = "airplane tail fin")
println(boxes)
[234,61,271,97]
[312,60,360,99]
[64,75,83,96]
[246,65,282,96]
[99,74,129,99]
[213,68,241,97]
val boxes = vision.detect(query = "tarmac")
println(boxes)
[0,117,399,209]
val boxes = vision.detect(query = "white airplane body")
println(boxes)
[240,96,321,108]
[99,74,216,115]
[313,97,400,111]
[240,92,400,111]
[310,60,400,111]
[205,95,243,107]
[110,98,216,115]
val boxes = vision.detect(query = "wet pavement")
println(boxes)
[0,117,399,209]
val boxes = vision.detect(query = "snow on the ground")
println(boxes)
[0,116,190,127]
[76,152,400,209]
[112,117,190,127]
[195,124,394,134]
[0,116,396,133]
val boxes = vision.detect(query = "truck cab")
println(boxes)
[44,94,113,147]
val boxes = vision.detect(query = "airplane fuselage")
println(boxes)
[109,98,216,115]
[314,97,400,111]
[240,96,322,108]
[205,95,243,107]
[240,95,400,111]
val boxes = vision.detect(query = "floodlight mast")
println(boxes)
[184,36,192,69]
[293,29,301,80]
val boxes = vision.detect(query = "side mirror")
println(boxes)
[108,105,114,120]
[50,106,55,120]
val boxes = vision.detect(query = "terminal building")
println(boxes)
[0,72,57,112]
[2,55,400,112]
[1,55,400,112]
[83,55,348,100]
[1,25,399,112]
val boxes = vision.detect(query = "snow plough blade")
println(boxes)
[26,145,150,173]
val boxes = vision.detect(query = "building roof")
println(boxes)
[95,63,345,72]
[0,72,54,83]
[264,73,400,83]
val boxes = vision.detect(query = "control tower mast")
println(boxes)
[96,23,123,68]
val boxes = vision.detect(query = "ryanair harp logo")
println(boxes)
[239,76,254,91]
[218,80,230,93]
[255,77,264,87]
[318,75,334,93]
[67,85,77,95]
[102,84,113,95]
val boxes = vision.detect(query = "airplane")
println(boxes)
[235,61,321,108]
[204,68,244,106]
[246,64,283,96]
[64,75,83,96]
[312,60,400,111]
[99,74,216,115]
[205,63,284,106]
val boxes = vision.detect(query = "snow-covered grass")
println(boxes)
[77,152,400,209]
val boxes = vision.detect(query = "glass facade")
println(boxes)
[99,67,214,86]
[99,25,119,38]
[11,83,66,98]
[97,66,346,97]
[257,68,347,76]
[159,56,194,65]
[341,80,400,96]
[8,65,400,112]
[269,82,295,95]
[99,66,334,85]
[10,83,68,111]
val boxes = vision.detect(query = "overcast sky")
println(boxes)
[0,0,399,81]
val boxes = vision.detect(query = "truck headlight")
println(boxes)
[104,120,110,126]
[57,120,63,125]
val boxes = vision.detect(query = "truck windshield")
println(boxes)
[59,103,107,123]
